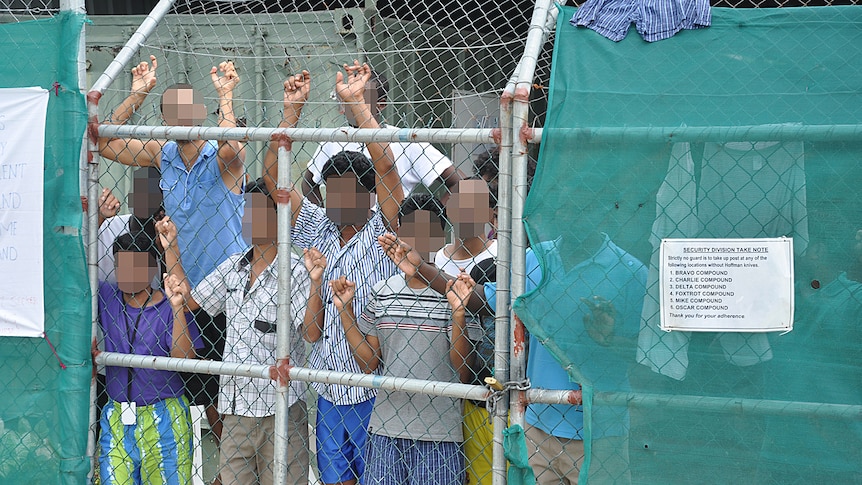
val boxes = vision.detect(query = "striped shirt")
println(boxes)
[571,0,711,43]
[291,198,398,405]
[192,250,310,417]
[359,275,483,441]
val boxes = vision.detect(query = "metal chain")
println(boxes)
[485,377,531,420]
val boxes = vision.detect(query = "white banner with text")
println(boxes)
[0,87,48,337]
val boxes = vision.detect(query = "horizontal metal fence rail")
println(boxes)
[97,351,862,420]
[528,124,862,143]
[96,124,498,143]
[97,123,862,145]
[96,351,591,405]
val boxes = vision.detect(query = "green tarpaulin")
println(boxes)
[0,12,90,485]
[514,6,862,484]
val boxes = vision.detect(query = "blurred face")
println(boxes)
[340,82,381,127]
[449,179,492,239]
[242,192,277,245]
[325,173,373,226]
[129,169,163,220]
[115,251,158,294]
[161,88,207,126]
[399,210,446,260]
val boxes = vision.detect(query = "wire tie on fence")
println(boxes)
[43,332,66,370]
[484,377,531,420]
[52,81,61,96]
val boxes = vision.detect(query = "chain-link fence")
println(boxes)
[3,0,860,483]
[86,0,547,484]
[517,4,862,484]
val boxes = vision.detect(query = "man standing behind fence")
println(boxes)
[97,229,202,485]
[97,56,249,454]
[264,63,402,485]
[159,180,311,485]
[433,177,498,485]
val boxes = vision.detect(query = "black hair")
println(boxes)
[370,70,389,102]
[127,200,164,250]
[112,232,160,266]
[470,257,497,285]
[399,194,447,231]
[472,147,536,208]
[473,145,500,182]
[159,83,197,113]
[320,150,377,193]
[245,177,277,210]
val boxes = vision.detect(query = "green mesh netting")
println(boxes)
[0,12,90,485]
[513,6,862,484]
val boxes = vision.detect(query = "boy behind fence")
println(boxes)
[97,231,202,485]
[98,56,250,454]
[323,195,481,485]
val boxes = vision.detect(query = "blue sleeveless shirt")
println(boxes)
[159,140,246,288]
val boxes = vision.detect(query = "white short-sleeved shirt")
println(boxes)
[307,135,453,197]
[192,250,310,417]
[433,240,498,277]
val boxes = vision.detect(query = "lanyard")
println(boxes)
[121,292,150,403]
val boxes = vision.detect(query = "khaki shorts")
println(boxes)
[218,402,309,485]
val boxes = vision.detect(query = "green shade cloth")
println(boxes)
[503,424,536,485]
[0,12,90,485]
[514,6,862,484]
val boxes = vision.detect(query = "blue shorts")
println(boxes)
[316,396,375,484]
[364,434,464,485]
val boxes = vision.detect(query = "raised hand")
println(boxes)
[284,70,311,106]
[163,272,188,309]
[378,233,424,279]
[446,272,475,314]
[330,276,356,311]
[334,60,371,104]
[98,188,120,220]
[581,296,616,347]
[303,247,327,285]
[211,60,240,98]
[155,216,179,250]
[131,55,158,94]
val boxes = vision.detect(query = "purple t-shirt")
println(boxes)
[98,282,202,405]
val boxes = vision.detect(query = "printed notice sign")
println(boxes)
[660,238,794,332]
[0,87,48,337]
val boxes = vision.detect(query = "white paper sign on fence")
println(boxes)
[0,87,49,337]
[660,237,794,332]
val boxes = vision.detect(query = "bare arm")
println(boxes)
[264,71,311,226]
[437,165,464,206]
[211,61,246,192]
[164,272,196,359]
[331,276,381,373]
[378,232,489,314]
[336,61,402,230]
[446,273,476,383]
[97,188,120,227]
[97,55,163,168]
[301,169,324,207]
[302,248,326,343]
[157,216,200,312]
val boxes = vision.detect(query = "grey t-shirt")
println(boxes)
[359,274,482,442]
